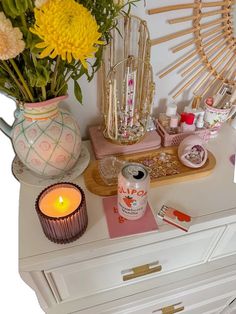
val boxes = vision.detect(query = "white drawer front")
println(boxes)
[209,223,236,260]
[45,227,223,302]
[124,294,234,314]
[76,271,236,314]
[121,295,233,314]
[74,296,231,314]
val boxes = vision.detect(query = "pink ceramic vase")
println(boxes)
[0,96,81,177]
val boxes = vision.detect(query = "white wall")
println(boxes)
[67,0,200,138]
[0,1,224,139]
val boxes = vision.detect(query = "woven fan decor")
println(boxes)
[148,0,236,99]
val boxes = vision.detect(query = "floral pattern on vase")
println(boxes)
[11,96,82,177]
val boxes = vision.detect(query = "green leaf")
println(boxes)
[74,80,83,104]
[93,47,103,69]
[35,64,50,87]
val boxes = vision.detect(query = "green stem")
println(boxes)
[27,0,33,10]
[1,61,28,101]
[9,59,34,102]
[20,14,27,28]
[55,63,81,96]
[55,72,72,96]
[51,56,61,95]
[41,86,46,100]
[32,54,37,68]
[55,67,69,91]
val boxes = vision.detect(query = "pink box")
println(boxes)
[89,126,161,159]
[157,205,192,232]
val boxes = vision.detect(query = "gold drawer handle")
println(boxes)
[122,263,162,281]
[153,303,184,314]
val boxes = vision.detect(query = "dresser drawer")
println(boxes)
[209,222,236,260]
[103,295,233,314]
[45,227,223,302]
[79,271,236,314]
[116,293,234,314]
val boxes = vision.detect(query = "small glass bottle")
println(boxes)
[159,103,177,128]
[181,113,196,132]
[185,96,204,122]
[168,115,179,134]
[178,112,187,132]
[180,112,188,123]
[196,112,204,129]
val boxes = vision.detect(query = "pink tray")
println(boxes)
[156,120,210,147]
[89,126,161,159]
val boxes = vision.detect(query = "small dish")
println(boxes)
[99,156,126,186]
[178,135,208,168]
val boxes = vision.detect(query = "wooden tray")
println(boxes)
[83,147,216,196]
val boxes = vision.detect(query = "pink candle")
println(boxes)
[35,183,88,244]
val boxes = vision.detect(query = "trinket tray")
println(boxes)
[83,146,216,196]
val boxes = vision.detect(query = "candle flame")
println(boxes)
[59,196,64,204]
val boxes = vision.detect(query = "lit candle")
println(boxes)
[39,187,81,218]
[36,183,88,244]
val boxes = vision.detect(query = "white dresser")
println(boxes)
[19,124,236,314]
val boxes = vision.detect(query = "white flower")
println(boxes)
[114,0,125,5]
[0,12,25,60]
[35,0,48,8]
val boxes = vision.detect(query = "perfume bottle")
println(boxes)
[185,96,204,122]
[196,112,205,129]
[168,115,179,134]
[159,103,177,128]
[178,112,188,133]
[181,113,196,132]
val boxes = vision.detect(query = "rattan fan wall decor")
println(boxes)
[148,0,236,99]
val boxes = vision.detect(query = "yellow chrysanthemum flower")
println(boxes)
[31,0,103,67]
[0,12,25,60]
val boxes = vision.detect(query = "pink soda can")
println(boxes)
[118,163,150,220]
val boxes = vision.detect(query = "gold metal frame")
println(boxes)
[148,0,236,99]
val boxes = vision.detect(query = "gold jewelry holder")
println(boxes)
[101,15,155,145]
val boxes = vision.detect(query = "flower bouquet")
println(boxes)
[0,0,139,178]
[0,0,137,103]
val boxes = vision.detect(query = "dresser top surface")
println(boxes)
[19,124,236,266]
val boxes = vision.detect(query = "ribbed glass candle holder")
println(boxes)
[35,183,88,244]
